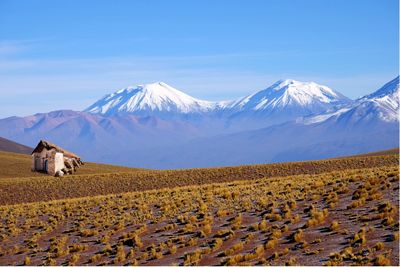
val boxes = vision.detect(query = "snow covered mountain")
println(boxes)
[302,76,399,125]
[0,77,397,169]
[85,82,215,118]
[205,79,352,130]
[85,79,352,128]
[143,77,399,168]
[224,79,350,117]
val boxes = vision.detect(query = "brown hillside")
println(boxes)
[0,165,398,266]
[350,148,399,157]
[0,149,398,266]
[0,151,144,179]
[0,136,32,154]
[0,152,398,205]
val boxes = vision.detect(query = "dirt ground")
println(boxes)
[0,166,398,266]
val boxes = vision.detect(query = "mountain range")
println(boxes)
[0,77,398,168]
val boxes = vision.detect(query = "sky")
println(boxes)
[0,0,398,118]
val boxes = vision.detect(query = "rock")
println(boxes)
[64,160,72,169]
[55,170,64,177]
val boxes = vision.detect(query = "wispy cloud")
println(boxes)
[0,39,47,57]
[0,41,27,56]
[0,39,396,118]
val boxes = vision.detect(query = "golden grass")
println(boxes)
[0,153,398,265]
[0,153,398,205]
[0,151,144,179]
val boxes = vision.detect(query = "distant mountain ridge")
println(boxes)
[0,76,398,169]
[85,79,351,121]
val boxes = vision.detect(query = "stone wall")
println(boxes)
[32,149,65,176]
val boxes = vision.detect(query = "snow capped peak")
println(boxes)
[360,76,399,101]
[227,79,350,113]
[271,79,313,89]
[85,82,215,116]
[110,82,183,97]
[302,77,400,125]
[85,79,353,124]
[269,79,342,100]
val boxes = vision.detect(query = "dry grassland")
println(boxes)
[0,154,397,205]
[0,164,398,265]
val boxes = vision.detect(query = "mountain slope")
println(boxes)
[218,79,351,129]
[0,110,204,164]
[0,77,397,169]
[85,82,215,118]
[0,150,144,179]
[85,80,352,128]
[130,77,399,168]
[226,79,350,114]
[302,76,399,125]
[0,136,32,154]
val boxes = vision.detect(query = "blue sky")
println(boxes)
[0,0,398,118]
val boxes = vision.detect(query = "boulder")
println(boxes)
[55,170,64,177]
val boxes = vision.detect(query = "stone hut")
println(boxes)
[31,140,83,176]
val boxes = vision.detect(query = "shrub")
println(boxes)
[24,256,31,266]
[293,229,304,242]
[223,242,244,256]
[100,234,110,244]
[203,224,212,235]
[265,238,278,249]
[351,228,367,247]
[127,249,135,260]
[231,214,242,230]
[210,238,223,251]
[68,254,80,266]
[271,251,280,259]
[306,218,318,228]
[183,250,202,265]
[255,244,264,255]
[340,247,353,260]
[169,245,177,254]
[79,228,98,237]
[214,229,235,239]
[68,244,88,253]
[124,234,143,248]
[374,242,384,251]
[271,229,282,238]
[216,209,228,217]
[330,220,339,231]
[272,214,283,222]
[187,237,198,246]
[183,223,195,233]
[196,230,206,238]
[382,216,395,226]
[374,254,391,266]
[224,254,245,265]
[288,200,297,209]
[291,214,300,224]
[281,224,289,233]
[115,245,126,263]
[102,244,113,254]
[89,254,101,263]
[286,257,297,266]
[155,251,163,259]
[259,219,268,231]
[281,247,289,255]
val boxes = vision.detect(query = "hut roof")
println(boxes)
[31,140,80,159]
